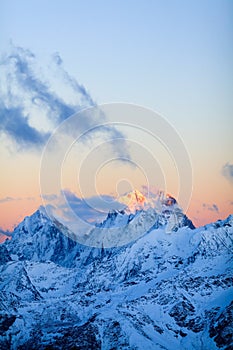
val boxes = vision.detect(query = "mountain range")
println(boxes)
[0,190,232,349]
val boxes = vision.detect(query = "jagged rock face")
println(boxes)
[4,208,83,267]
[209,301,233,349]
[0,245,12,265]
[0,206,232,349]
[88,192,195,247]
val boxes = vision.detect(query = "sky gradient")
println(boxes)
[0,0,233,235]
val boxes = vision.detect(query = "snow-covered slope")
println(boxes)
[87,190,195,248]
[0,200,232,349]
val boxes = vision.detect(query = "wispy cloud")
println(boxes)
[0,196,35,204]
[0,225,13,238]
[0,105,49,148]
[52,52,94,106]
[0,44,131,159]
[0,227,12,243]
[42,194,58,201]
[222,163,233,184]
[62,189,125,222]
[0,45,93,149]
[0,228,12,235]
[43,189,124,223]
[0,197,14,203]
[202,203,219,213]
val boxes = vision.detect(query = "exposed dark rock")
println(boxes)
[209,301,233,349]
[169,300,195,325]
[0,245,11,265]
[0,314,16,335]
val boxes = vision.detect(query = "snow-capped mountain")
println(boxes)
[0,192,232,349]
[114,189,195,233]
[87,190,195,247]
[117,189,148,212]
[117,189,178,214]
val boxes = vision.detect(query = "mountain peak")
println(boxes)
[118,189,179,215]
[1,204,232,349]
[118,189,147,212]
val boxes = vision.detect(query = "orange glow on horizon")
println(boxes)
[0,185,232,231]
[0,198,41,232]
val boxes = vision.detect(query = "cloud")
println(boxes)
[202,203,219,213]
[0,196,35,203]
[0,105,49,148]
[0,227,12,236]
[52,52,94,106]
[0,225,13,244]
[0,45,91,149]
[212,204,219,212]
[44,189,125,224]
[222,163,233,184]
[0,197,15,203]
[0,196,22,203]
[42,194,58,201]
[62,189,125,222]
[0,44,131,159]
